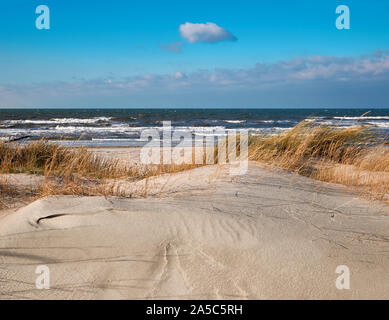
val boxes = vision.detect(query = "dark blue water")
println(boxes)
[0,108,388,146]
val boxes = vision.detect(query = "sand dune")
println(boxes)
[1,163,389,299]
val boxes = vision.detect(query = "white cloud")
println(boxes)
[2,51,389,107]
[179,22,237,43]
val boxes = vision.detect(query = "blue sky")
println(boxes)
[1,0,389,108]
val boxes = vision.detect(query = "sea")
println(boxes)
[0,108,388,147]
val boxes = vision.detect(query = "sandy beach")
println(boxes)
[2,1,389,306]
[1,147,389,299]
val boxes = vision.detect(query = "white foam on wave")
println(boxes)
[223,120,246,124]
[2,117,112,125]
[259,119,294,124]
[54,124,130,132]
[367,121,389,128]
[333,116,389,120]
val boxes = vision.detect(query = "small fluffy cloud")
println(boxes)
[161,41,184,53]
[179,22,237,43]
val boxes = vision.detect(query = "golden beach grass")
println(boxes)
[0,140,204,202]
[0,120,388,205]
[248,121,389,201]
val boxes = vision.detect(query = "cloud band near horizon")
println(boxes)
[1,50,389,108]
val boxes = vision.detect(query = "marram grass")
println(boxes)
[1,120,389,207]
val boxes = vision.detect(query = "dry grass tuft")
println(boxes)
[0,177,13,209]
[0,176,39,209]
[0,140,205,199]
[248,120,389,201]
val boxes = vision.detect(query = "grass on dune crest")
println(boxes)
[0,140,202,179]
[0,120,389,206]
[0,140,136,178]
[248,120,389,201]
[248,121,373,169]
[0,140,203,203]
